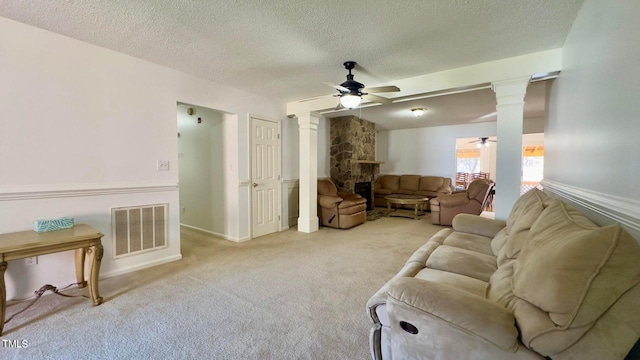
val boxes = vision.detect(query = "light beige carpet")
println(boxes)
[1,216,444,359]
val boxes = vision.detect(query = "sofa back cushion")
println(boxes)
[379,175,400,190]
[510,199,640,355]
[495,188,549,265]
[419,176,444,192]
[399,175,421,192]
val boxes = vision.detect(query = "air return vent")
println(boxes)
[111,204,168,258]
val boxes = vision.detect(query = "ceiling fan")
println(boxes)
[325,61,400,109]
[469,137,497,147]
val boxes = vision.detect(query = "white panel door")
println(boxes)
[251,118,280,238]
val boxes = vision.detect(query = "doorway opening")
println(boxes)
[176,103,227,238]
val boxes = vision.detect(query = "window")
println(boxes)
[456,148,480,173]
[522,145,544,194]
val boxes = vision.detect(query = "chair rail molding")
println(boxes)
[541,179,640,232]
[0,181,178,201]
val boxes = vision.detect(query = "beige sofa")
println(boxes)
[367,188,640,360]
[373,175,452,208]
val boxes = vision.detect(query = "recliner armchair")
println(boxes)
[430,178,494,226]
[317,179,367,229]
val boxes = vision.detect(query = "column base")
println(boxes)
[297,217,319,233]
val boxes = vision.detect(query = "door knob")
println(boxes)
[252,183,258,187]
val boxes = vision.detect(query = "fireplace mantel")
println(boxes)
[351,160,385,164]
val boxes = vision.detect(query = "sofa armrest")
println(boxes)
[434,178,453,195]
[437,192,470,207]
[337,192,362,200]
[386,277,518,351]
[451,214,506,238]
[318,194,343,208]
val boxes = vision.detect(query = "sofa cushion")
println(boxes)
[419,176,444,192]
[507,188,551,234]
[380,175,400,190]
[413,190,437,198]
[374,188,393,195]
[486,260,518,311]
[497,189,548,265]
[426,245,497,282]
[414,268,488,297]
[393,189,415,195]
[513,200,640,329]
[442,232,493,256]
[399,175,421,192]
[317,178,338,196]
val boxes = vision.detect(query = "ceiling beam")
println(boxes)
[286,48,562,116]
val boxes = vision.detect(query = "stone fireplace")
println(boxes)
[329,116,382,209]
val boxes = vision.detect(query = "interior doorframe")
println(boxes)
[248,114,282,239]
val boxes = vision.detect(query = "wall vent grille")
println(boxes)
[111,203,168,258]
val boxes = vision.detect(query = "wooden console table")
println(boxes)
[0,224,104,335]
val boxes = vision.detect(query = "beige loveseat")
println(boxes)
[367,188,640,360]
[373,175,452,208]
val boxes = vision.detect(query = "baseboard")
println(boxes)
[101,254,183,280]
[541,179,640,232]
[180,223,250,242]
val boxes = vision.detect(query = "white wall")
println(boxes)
[544,0,640,238]
[0,17,283,299]
[546,0,640,199]
[377,122,498,178]
[177,105,226,235]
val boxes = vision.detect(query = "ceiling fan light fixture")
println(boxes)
[412,108,426,117]
[476,138,491,148]
[340,94,361,109]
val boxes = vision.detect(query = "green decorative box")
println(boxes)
[33,217,74,233]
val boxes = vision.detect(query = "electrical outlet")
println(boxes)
[182,207,186,214]
[25,256,38,266]
[157,160,170,171]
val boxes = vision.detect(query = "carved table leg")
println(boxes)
[0,262,7,335]
[86,244,104,306]
[74,248,87,288]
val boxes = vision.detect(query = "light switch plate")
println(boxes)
[157,160,170,171]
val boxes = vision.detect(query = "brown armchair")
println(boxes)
[429,178,494,226]
[317,179,367,229]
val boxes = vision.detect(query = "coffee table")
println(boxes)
[385,195,429,220]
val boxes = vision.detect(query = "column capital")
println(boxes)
[492,76,531,105]
[296,112,321,129]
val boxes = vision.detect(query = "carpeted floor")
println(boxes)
[0,217,445,359]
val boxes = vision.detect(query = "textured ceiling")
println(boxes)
[336,79,551,130]
[1,0,583,106]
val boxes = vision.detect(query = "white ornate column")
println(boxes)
[491,77,530,220]
[296,112,320,233]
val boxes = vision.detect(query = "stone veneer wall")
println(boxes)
[329,116,380,193]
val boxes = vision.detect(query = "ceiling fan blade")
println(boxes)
[323,82,349,93]
[364,85,400,93]
[299,94,335,102]
[362,94,391,104]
